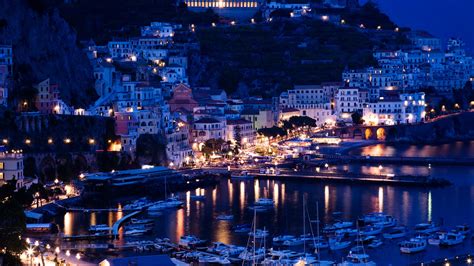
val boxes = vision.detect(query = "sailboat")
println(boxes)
[338,225,376,266]
[302,200,333,265]
[239,208,266,263]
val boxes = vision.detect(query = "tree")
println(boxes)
[351,111,364,125]
[0,181,26,265]
[284,116,317,130]
[233,126,242,148]
[258,126,287,138]
[201,138,226,156]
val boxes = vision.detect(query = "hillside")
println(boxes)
[0,0,96,107]
[191,18,380,97]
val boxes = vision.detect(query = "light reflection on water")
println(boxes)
[58,142,474,264]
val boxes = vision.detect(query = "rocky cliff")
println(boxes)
[0,0,96,107]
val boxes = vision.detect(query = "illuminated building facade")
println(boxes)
[184,0,260,8]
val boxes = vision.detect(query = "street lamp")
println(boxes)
[378,165,383,176]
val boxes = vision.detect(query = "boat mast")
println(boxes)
[303,195,306,254]
[253,207,256,266]
[316,201,321,261]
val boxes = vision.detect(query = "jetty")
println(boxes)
[112,210,142,237]
[252,170,450,187]
[317,154,474,166]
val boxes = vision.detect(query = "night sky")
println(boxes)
[368,0,474,53]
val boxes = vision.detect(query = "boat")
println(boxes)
[255,198,275,206]
[82,167,183,198]
[368,239,383,248]
[147,197,184,212]
[338,246,376,266]
[273,235,296,245]
[400,238,427,254]
[335,228,358,238]
[198,255,231,265]
[383,226,407,239]
[360,235,376,245]
[190,195,206,201]
[231,171,254,179]
[359,225,383,236]
[233,224,251,233]
[428,231,448,245]
[216,214,234,221]
[131,218,154,225]
[248,229,269,238]
[238,247,266,262]
[89,224,111,232]
[334,221,354,229]
[124,229,147,236]
[178,235,206,248]
[248,205,272,212]
[207,242,245,256]
[358,212,393,227]
[329,237,351,251]
[373,216,397,228]
[414,222,440,234]
[455,224,471,235]
[439,232,465,246]
[283,238,304,246]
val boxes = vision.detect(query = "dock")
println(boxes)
[317,154,474,166]
[252,170,450,187]
[112,210,142,237]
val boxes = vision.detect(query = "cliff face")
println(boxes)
[0,0,96,107]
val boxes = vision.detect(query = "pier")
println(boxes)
[317,154,474,166]
[251,170,450,187]
[112,210,142,237]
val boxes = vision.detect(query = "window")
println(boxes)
[0,172,3,180]
[0,162,3,169]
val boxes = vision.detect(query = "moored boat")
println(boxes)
[383,226,407,239]
[338,246,376,266]
[400,238,427,254]
[439,232,465,247]
[179,235,207,248]
[415,222,440,234]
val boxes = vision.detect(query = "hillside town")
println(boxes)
[1,0,474,265]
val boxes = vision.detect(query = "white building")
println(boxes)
[108,41,133,59]
[363,92,425,125]
[226,119,256,148]
[192,117,226,143]
[0,148,24,189]
[141,22,180,38]
[334,87,360,120]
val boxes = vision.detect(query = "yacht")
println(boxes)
[335,228,358,238]
[233,224,251,233]
[368,239,383,248]
[198,255,231,265]
[359,225,383,236]
[124,229,147,236]
[358,212,392,226]
[147,197,184,212]
[428,231,448,245]
[238,247,266,262]
[373,216,397,228]
[231,171,254,179]
[455,224,471,235]
[130,218,154,225]
[248,205,272,212]
[273,235,296,245]
[439,232,465,246]
[414,222,440,234]
[329,237,351,251]
[216,214,234,221]
[400,238,427,254]
[89,224,111,232]
[248,229,269,238]
[207,242,245,256]
[383,226,407,239]
[282,237,304,246]
[334,220,354,229]
[178,235,206,248]
[255,198,275,206]
[338,246,376,266]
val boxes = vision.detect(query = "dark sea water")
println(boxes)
[58,141,474,265]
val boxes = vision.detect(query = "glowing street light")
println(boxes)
[76,253,81,260]
[55,247,60,254]
[65,250,71,257]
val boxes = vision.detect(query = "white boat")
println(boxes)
[273,235,296,245]
[359,225,383,236]
[231,171,254,179]
[89,224,111,232]
[216,214,234,221]
[124,229,147,236]
[400,238,427,254]
[334,221,354,229]
[383,226,406,239]
[358,212,393,226]
[198,255,231,265]
[329,238,351,251]
[373,216,397,228]
[255,198,275,206]
[368,239,383,248]
[147,197,184,212]
[338,246,376,266]
[234,225,251,233]
[439,232,465,246]
[123,197,149,210]
[131,218,154,225]
[207,242,245,256]
[428,231,448,245]
[283,238,304,246]
[178,235,206,248]
[238,247,266,261]
[248,229,269,238]
[248,205,272,212]
[415,222,440,234]
[335,228,358,238]
[455,224,471,235]
[190,195,206,201]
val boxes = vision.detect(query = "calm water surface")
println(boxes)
[58,141,474,265]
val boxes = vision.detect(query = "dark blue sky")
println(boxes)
[366,0,473,54]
